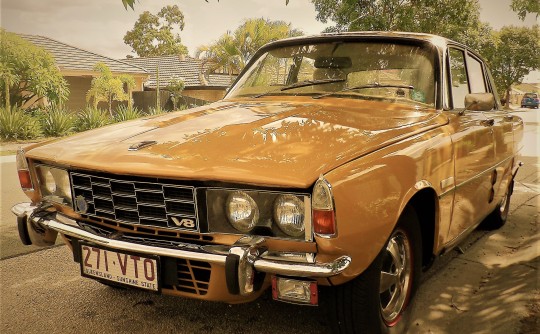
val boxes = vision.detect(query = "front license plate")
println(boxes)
[80,243,160,292]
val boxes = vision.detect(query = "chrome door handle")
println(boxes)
[481,119,495,127]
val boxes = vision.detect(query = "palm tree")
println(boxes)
[196,33,244,83]
[197,18,303,82]
[235,18,302,63]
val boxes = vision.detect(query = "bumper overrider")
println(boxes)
[12,202,351,299]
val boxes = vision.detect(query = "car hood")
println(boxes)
[27,97,447,188]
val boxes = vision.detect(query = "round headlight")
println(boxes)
[226,191,259,232]
[274,195,305,237]
[42,170,56,194]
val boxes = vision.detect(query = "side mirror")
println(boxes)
[464,93,495,111]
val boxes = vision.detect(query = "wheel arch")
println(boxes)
[403,187,438,268]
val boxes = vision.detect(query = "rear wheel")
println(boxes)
[483,180,513,230]
[324,207,422,334]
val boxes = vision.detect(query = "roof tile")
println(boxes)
[122,55,236,88]
[18,34,147,75]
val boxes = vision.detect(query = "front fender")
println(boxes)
[315,126,454,285]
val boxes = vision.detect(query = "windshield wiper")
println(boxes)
[312,82,414,99]
[253,78,346,98]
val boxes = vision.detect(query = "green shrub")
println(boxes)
[145,107,166,116]
[39,105,75,137]
[114,105,143,122]
[0,106,42,140]
[75,107,111,132]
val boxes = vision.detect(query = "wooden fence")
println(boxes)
[132,91,208,113]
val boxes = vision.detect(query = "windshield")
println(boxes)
[226,41,436,107]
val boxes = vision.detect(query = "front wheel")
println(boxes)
[323,207,422,334]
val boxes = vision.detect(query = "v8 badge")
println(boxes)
[168,216,197,230]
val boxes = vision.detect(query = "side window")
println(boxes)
[449,48,469,108]
[466,54,487,93]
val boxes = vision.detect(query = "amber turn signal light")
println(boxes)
[18,170,33,190]
[313,209,335,235]
[16,148,34,191]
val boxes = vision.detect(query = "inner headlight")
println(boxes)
[226,191,259,232]
[36,165,72,205]
[273,195,305,237]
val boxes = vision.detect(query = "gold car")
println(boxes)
[12,32,523,334]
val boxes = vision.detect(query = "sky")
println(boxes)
[1,0,538,81]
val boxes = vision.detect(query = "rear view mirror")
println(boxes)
[465,93,495,111]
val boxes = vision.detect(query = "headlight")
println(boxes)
[35,165,72,205]
[273,195,305,237]
[226,191,259,232]
[207,188,310,240]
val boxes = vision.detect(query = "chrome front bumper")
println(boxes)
[12,202,351,295]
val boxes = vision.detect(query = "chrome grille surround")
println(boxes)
[70,172,198,231]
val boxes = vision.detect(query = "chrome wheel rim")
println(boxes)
[379,230,412,325]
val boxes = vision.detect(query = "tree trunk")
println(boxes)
[156,65,161,112]
[5,80,10,111]
[127,88,133,110]
[109,94,113,117]
[505,88,511,109]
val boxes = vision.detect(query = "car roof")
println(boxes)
[264,31,452,50]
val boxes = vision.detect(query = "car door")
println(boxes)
[445,47,496,242]
[480,62,517,207]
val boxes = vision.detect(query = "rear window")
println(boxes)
[524,93,538,98]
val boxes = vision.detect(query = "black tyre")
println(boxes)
[483,180,513,230]
[323,207,422,334]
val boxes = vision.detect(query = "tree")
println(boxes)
[511,0,539,20]
[311,0,487,46]
[124,5,188,57]
[483,26,540,109]
[197,18,302,78]
[121,0,291,10]
[165,78,185,110]
[234,18,303,63]
[119,74,135,109]
[0,30,68,109]
[122,0,136,10]
[197,33,244,80]
[86,62,130,116]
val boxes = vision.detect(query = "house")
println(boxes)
[19,34,149,111]
[121,55,235,103]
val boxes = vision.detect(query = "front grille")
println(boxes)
[70,172,198,231]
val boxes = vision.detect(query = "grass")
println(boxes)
[0,137,55,155]
[0,150,16,156]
